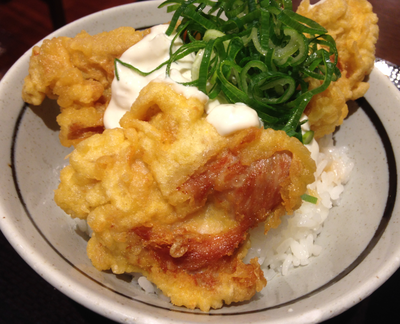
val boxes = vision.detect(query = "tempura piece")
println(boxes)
[22,0,378,145]
[55,82,316,311]
[22,27,149,147]
[297,0,379,138]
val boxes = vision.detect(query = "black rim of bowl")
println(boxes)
[10,95,397,315]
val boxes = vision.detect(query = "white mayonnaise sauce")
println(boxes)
[104,24,200,129]
[104,24,262,136]
[206,103,262,136]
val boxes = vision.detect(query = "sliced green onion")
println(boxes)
[271,28,307,66]
[112,0,342,142]
[301,194,318,204]
[302,130,314,145]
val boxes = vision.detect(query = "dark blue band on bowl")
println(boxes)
[10,92,397,315]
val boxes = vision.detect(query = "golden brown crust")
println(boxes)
[24,2,378,310]
[297,0,379,138]
[55,82,316,311]
[22,27,149,147]
[22,2,378,144]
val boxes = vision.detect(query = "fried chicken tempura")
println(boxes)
[297,0,379,138]
[55,82,316,311]
[22,0,378,144]
[22,0,378,312]
[22,27,150,147]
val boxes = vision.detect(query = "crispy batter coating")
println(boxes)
[55,82,316,311]
[22,1,378,144]
[23,0,377,311]
[22,27,149,147]
[297,0,379,138]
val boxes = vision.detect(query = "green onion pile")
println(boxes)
[120,0,341,142]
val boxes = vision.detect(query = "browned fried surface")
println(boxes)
[55,82,316,311]
[22,0,378,145]
[297,0,379,138]
[22,0,378,311]
[22,27,150,147]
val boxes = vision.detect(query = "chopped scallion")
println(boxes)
[117,0,341,143]
[301,194,318,204]
[302,130,314,145]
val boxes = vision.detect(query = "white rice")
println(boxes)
[72,134,353,291]
[138,276,156,294]
[136,274,170,301]
[247,134,354,280]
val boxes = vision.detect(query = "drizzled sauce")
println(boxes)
[104,24,263,135]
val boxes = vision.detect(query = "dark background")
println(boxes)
[1,0,399,323]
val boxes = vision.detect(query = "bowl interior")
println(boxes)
[1,1,400,323]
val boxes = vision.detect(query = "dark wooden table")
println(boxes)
[1,0,399,323]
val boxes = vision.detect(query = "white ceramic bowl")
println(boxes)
[1,1,400,323]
